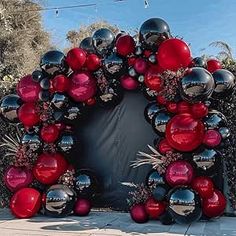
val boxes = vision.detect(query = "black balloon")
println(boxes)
[135,46,143,56]
[179,67,215,103]
[128,67,138,78]
[159,211,175,225]
[64,103,84,121]
[146,169,165,188]
[138,75,145,83]
[144,102,162,123]
[213,69,236,97]
[40,50,68,75]
[79,37,95,53]
[152,185,168,201]
[92,28,115,55]
[57,132,76,153]
[191,57,207,68]
[51,93,69,110]
[44,184,76,217]
[32,70,44,82]
[219,127,230,139]
[139,18,171,49]
[21,133,42,152]
[203,110,227,130]
[0,94,21,123]
[167,186,202,224]
[39,90,50,102]
[53,111,64,121]
[40,78,50,90]
[152,111,171,135]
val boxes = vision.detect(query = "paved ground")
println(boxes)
[0,209,236,236]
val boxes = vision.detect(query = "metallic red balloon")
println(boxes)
[10,187,41,218]
[74,198,91,216]
[157,38,192,71]
[191,102,208,119]
[33,152,68,185]
[18,103,40,127]
[177,101,191,114]
[86,54,101,71]
[158,139,173,154]
[66,48,86,71]
[120,75,139,90]
[144,68,162,91]
[134,58,148,74]
[156,95,167,105]
[52,74,70,92]
[145,198,166,219]
[166,102,178,113]
[203,130,222,147]
[4,166,33,192]
[165,160,194,187]
[68,72,96,102]
[191,176,214,199]
[203,190,226,218]
[40,124,60,143]
[130,204,149,223]
[17,75,41,102]
[207,59,222,73]
[166,113,205,152]
[116,35,135,56]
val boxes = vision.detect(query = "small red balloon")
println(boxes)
[40,124,59,143]
[33,152,68,185]
[86,54,101,71]
[166,102,178,113]
[85,97,96,106]
[207,59,222,73]
[10,187,41,218]
[130,204,148,223]
[128,57,136,66]
[157,38,192,71]
[166,113,205,152]
[191,176,214,199]
[17,75,41,102]
[177,101,191,114]
[144,69,162,91]
[165,160,194,187]
[55,122,66,131]
[156,95,167,105]
[145,198,166,219]
[52,74,70,92]
[116,35,135,56]
[18,103,40,127]
[203,130,222,147]
[66,48,86,71]
[158,139,173,154]
[74,198,91,216]
[191,103,208,119]
[203,190,226,218]
[134,58,148,74]
[120,75,139,90]
[149,63,165,74]
[4,166,33,192]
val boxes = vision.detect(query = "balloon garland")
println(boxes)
[0,18,234,224]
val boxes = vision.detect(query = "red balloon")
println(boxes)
[145,198,166,219]
[74,198,91,216]
[130,204,148,223]
[158,139,173,154]
[68,72,96,102]
[191,176,214,199]
[149,63,165,74]
[17,75,41,102]
[203,130,222,147]
[52,74,70,92]
[157,38,192,71]
[33,152,68,185]
[10,188,41,218]
[55,122,66,131]
[134,58,148,74]
[156,95,167,105]
[86,54,101,71]
[166,113,205,152]
[120,75,139,90]
[116,35,135,56]
[128,57,136,66]
[203,190,226,218]
[165,160,194,187]
[143,50,152,58]
[207,59,222,73]
[40,124,60,143]
[191,103,208,119]
[4,166,33,192]
[144,68,162,91]
[177,101,191,114]
[166,102,178,113]
[18,103,40,127]
[66,48,87,71]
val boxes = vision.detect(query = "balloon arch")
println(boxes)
[0,18,234,224]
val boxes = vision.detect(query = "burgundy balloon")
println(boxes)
[120,75,139,90]
[130,204,149,223]
[40,124,60,143]
[86,54,101,71]
[52,74,70,92]
[145,197,166,219]
[203,130,222,147]
[74,198,92,216]
[66,47,87,71]
[116,35,135,56]
[134,58,148,74]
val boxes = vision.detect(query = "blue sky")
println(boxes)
[42,0,236,57]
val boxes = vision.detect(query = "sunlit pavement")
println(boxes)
[0,209,236,236]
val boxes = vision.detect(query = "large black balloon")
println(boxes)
[40,50,68,75]
[203,110,227,130]
[44,184,76,217]
[92,28,115,55]
[139,18,171,49]
[152,111,171,135]
[0,94,21,123]
[146,169,165,187]
[79,37,95,53]
[57,132,76,153]
[51,93,69,110]
[191,57,207,68]
[179,67,215,103]
[144,102,162,123]
[167,186,202,224]
[212,69,236,97]
[21,133,42,152]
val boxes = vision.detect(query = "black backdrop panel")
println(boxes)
[72,90,157,211]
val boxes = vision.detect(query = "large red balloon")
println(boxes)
[10,187,41,218]
[18,103,40,127]
[52,74,70,92]
[203,190,226,218]
[144,68,162,91]
[207,59,222,73]
[145,198,166,219]
[86,54,101,71]
[130,204,148,223]
[68,72,96,102]
[66,48,87,71]
[33,152,68,185]
[74,198,91,216]
[17,75,41,102]
[4,166,33,192]
[120,75,139,90]
[157,38,192,71]
[191,176,214,199]
[40,124,60,143]
[166,113,205,152]
[165,160,194,187]
[116,35,135,56]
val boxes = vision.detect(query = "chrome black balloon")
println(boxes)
[144,102,162,123]
[44,184,76,217]
[40,78,50,90]
[152,111,171,135]
[168,186,202,224]
[21,133,42,152]
[191,57,207,68]
[0,94,21,123]
[219,127,230,139]
[128,67,137,77]
[51,93,69,110]
[203,110,227,130]
[57,132,76,153]
[179,67,215,103]
[39,90,50,102]
[32,70,44,82]
[79,37,95,53]
[146,169,165,187]
[138,75,145,83]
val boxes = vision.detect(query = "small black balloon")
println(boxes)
[146,169,165,188]
[135,46,143,56]
[203,109,227,130]
[57,132,76,153]
[21,133,42,152]
[152,111,171,135]
[152,185,168,201]
[167,186,202,224]
[159,211,175,225]
[51,93,69,109]
[128,67,137,77]
[64,103,84,121]
[32,70,44,82]
[79,37,95,53]
[144,102,162,123]
[40,78,50,90]
[191,57,207,68]
[39,90,50,102]
[138,75,145,83]
[219,127,230,139]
